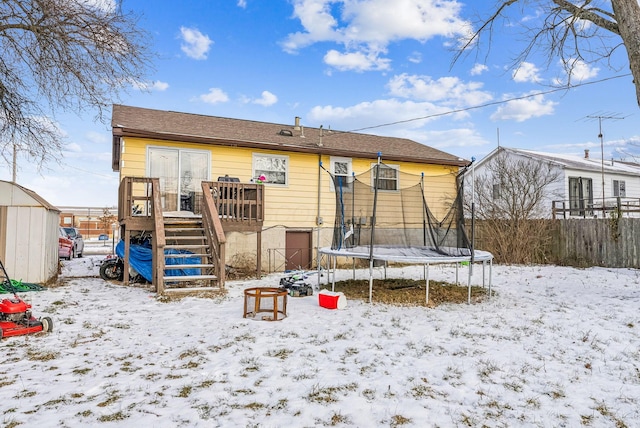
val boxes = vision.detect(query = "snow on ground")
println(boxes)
[2,256,640,427]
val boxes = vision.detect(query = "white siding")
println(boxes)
[0,181,59,283]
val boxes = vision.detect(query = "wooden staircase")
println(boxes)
[162,217,221,294]
[118,177,263,295]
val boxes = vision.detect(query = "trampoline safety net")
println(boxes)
[327,162,472,258]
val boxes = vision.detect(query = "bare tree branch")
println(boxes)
[0,0,153,168]
[453,0,640,107]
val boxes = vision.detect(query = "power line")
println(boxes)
[330,73,633,136]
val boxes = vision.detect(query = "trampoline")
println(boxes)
[319,245,493,305]
[318,154,493,305]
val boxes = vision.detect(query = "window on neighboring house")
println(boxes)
[330,157,352,192]
[492,184,501,200]
[371,163,399,191]
[613,180,626,197]
[568,177,593,216]
[253,154,288,185]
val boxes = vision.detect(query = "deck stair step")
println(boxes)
[164,252,208,259]
[165,244,208,250]
[165,227,205,233]
[165,263,213,270]
[165,235,205,241]
[162,287,221,294]
[163,274,218,282]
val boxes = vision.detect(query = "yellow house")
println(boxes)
[111,104,468,294]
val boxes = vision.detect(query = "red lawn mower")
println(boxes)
[0,259,53,339]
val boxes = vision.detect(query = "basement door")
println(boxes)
[285,231,312,271]
[147,147,210,213]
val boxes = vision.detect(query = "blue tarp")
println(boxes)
[116,241,201,283]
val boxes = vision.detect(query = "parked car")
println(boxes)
[62,227,84,258]
[58,227,73,260]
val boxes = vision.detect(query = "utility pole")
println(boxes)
[585,113,625,217]
[12,143,17,183]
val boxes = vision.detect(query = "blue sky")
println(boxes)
[2,0,638,207]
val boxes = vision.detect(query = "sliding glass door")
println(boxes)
[148,147,210,213]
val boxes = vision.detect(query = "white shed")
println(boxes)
[0,180,60,284]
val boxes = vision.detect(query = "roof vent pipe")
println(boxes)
[318,125,324,147]
[300,126,305,138]
[584,149,589,159]
[294,116,301,131]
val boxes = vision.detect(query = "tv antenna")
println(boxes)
[582,112,627,216]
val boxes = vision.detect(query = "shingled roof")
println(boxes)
[111,104,468,169]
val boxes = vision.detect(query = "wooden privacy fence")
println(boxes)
[473,218,640,268]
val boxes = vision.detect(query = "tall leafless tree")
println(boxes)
[455,0,640,107]
[467,150,563,263]
[0,0,153,167]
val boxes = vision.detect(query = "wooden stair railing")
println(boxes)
[118,176,227,294]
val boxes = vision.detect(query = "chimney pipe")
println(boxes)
[584,149,589,159]
[294,116,301,131]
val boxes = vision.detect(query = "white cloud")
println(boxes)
[470,63,488,76]
[387,73,493,107]
[85,131,109,145]
[324,49,391,72]
[81,0,116,13]
[198,88,229,104]
[237,0,247,8]
[253,91,278,106]
[408,52,422,64]
[179,27,213,60]
[65,143,83,153]
[490,93,557,122]
[131,80,169,91]
[308,99,451,132]
[567,59,599,82]
[512,62,541,83]
[282,0,469,71]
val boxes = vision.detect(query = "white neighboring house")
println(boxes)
[469,147,640,219]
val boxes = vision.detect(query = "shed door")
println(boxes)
[285,231,312,271]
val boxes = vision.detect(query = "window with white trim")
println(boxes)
[613,180,626,197]
[371,163,399,191]
[492,184,501,200]
[253,153,288,185]
[330,157,352,192]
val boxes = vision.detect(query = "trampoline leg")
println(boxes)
[425,263,429,306]
[482,261,486,288]
[489,259,493,298]
[467,262,472,305]
[331,256,336,292]
[455,263,459,285]
[368,259,374,304]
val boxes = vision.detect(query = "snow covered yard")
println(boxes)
[2,257,640,427]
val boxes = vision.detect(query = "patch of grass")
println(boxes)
[72,368,92,375]
[328,411,350,425]
[26,349,59,362]
[178,348,202,360]
[97,411,128,422]
[331,278,489,306]
[390,414,412,427]
[0,378,16,388]
[97,393,121,408]
[266,348,293,360]
[14,390,36,399]
[306,382,357,404]
[177,385,192,398]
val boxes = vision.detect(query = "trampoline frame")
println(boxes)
[319,246,493,305]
